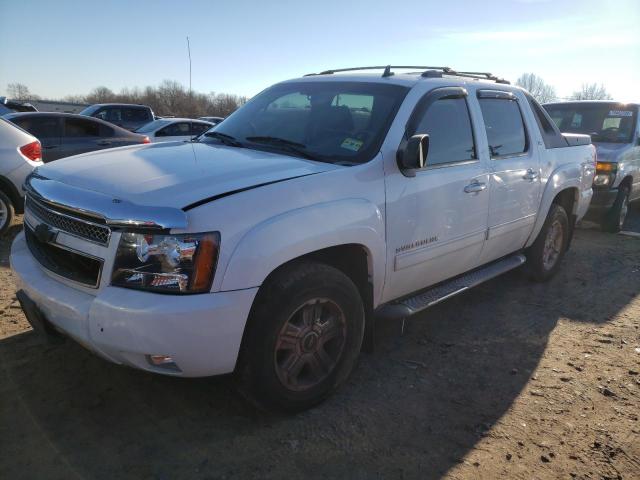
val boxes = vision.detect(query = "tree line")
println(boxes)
[514,73,613,103]
[6,74,614,117]
[6,80,248,118]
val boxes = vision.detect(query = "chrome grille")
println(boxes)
[26,195,111,246]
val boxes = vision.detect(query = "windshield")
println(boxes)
[201,81,409,164]
[135,119,171,133]
[78,105,100,116]
[544,103,638,144]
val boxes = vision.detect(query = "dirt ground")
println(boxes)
[1,208,639,480]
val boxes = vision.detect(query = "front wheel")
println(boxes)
[525,204,569,282]
[235,261,365,412]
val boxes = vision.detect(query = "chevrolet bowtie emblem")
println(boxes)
[34,223,56,244]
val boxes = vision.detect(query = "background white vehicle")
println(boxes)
[11,66,595,412]
[135,118,213,142]
[544,101,640,232]
[0,119,43,234]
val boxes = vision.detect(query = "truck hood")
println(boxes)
[593,142,631,163]
[35,141,339,209]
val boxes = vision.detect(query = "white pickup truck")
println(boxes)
[11,66,596,412]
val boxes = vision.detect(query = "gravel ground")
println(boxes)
[1,206,639,480]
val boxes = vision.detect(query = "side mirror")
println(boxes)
[399,134,429,171]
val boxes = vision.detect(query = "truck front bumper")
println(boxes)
[584,187,618,221]
[10,232,258,377]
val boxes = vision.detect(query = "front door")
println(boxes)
[383,87,490,302]
[476,90,541,264]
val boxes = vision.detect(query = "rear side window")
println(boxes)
[12,117,59,138]
[123,108,151,122]
[479,98,527,157]
[525,94,567,149]
[64,118,100,137]
[412,97,476,166]
[157,122,191,137]
[191,122,210,135]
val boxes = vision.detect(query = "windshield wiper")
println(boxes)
[203,131,243,147]
[245,136,322,161]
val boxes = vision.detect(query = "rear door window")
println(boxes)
[478,97,528,157]
[123,108,151,122]
[191,122,210,136]
[64,118,100,137]
[157,122,191,137]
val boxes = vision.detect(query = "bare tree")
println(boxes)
[6,82,39,100]
[8,80,246,118]
[85,86,116,104]
[570,83,612,101]
[515,73,557,103]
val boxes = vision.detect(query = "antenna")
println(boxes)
[186,36,192,94]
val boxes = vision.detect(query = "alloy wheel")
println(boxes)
[274,298,347,392]
[542,219,563,271]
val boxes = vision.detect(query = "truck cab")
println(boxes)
[11,66,595,412]
[544,101,640,231]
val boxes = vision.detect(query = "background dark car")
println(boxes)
[5,112,150,163]
[0,96,38,113]
[79,103,155,131]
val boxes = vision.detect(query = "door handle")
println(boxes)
[464,181,487,194]
[97,140,112,146]
[523,168,539,181]
[43,145,58,149]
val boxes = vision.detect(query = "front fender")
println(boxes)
[220,198,386,304]
[525,163,583,248]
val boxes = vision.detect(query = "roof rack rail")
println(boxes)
[304,65,510,84]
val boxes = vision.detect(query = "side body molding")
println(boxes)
[220,198,386,306]
[525,162,582,248]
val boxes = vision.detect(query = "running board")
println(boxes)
[377,253,526,320]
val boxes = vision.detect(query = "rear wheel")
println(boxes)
[0,190,15,236]
[601,185,630,233]
[236,261,365,412]
[525,204,569,282]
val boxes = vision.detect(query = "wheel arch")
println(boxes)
[526,177,581,249]
[0,175,23,214]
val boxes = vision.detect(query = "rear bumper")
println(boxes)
[10,232,258,377]
[584,187,618,221]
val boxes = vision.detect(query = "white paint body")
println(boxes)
[0,118,42,208]
[10,74,595,377]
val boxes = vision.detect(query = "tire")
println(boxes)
[601,185,630,233]
[235,261,365,413]
[0,190,15,236]
[525,203,569,282]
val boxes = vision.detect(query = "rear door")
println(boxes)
[383,87,491,301]
[11,115,63,162]
[61,117,113,158]
[476,90,541,264]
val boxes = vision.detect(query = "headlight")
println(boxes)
[593,173,612,186]
[112,232,220,293]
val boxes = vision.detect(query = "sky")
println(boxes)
[1,0,638,102]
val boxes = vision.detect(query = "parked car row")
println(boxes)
[4,112,150,162]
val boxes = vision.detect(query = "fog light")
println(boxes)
[146,354,181,372]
